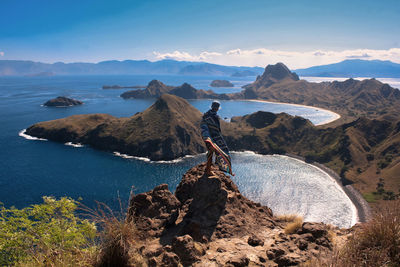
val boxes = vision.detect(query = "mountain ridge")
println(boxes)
[0,59,264,77]
[295,59,400,78]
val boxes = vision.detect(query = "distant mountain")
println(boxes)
[295,59,400,78]
[0,59,263,77]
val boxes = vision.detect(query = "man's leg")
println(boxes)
[205,149,214,176]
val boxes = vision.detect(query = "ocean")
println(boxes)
[0,75,356,227]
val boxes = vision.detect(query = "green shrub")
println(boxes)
[362,192,377,203]
[0,196,97,266]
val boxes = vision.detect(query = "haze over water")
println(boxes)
[1,75,355,227]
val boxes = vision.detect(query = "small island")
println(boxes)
[43,96,83,107]
[210,79,234,87]
[102,85,145,89]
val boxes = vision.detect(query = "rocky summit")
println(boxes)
[126,163,349,266]
[243,62,300,91]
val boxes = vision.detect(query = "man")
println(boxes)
[200,101,234,176]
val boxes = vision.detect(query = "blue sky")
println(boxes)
[1,0,400,68]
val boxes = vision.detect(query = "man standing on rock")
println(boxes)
[200,101,234,176]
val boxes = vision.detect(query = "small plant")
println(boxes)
[276,214,299,222]
[283,215,303,234]
[83,197,145,267]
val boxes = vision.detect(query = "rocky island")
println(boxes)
[43,96,83,107]
[102,85,145,89]
[120,80,230,100]
[210,79,234,87]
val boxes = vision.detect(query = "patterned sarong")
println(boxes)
[201,110,233,175]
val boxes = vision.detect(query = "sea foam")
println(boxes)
[65,142,84,148]
[19,129,47,141]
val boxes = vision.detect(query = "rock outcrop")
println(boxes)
[43,96,83,107]
[210,80,234,87]
[127,163,347,266]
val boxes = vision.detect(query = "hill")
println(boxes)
[233,62,400,123]
[295,59,400,78]
[121,80,230,100]
[26,94,205,160]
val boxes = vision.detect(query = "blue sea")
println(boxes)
[0,75,356,227]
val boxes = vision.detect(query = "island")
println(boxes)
[231,70,258,77]
[43,96,83,107]
[102,85,145,89]
[120,80,230,100]
[210,79,234,87]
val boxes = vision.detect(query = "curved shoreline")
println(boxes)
[246,99,341,125]
[20,129,368,225]
[286,153,372,224]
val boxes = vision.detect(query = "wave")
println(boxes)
[153,154,200,164]
[65,142,84,148]
[113,152,151,162]
[113,151,202,163]
[18,129,47,141]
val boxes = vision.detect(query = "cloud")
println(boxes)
[0,51,4,56]
[346,53,371,59]
[152,48,400,69]
[153,50,221,61]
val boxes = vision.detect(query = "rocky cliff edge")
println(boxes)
[127,163,349,266]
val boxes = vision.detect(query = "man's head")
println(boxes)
[211,100,220,111]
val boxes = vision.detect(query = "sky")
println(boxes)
[1,0,400,68]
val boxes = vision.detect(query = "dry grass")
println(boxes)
[276,214,300,222]
[306,199,400,267]
[82,198,146,267]
[282,215,304,234]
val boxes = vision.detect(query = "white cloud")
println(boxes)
[152,48,400,69]
[153,50,221,61]
[0,51,4,56]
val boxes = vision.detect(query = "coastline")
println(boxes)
[19,129,362,227]
[246,99,341,125]
[285,153,372,224]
